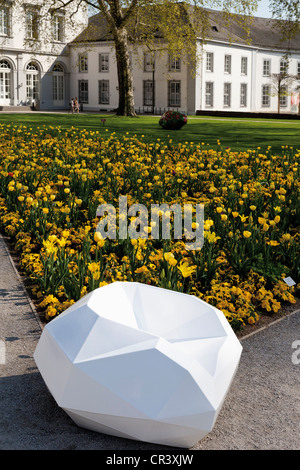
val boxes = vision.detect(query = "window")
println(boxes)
[143,80,154,106]
[98,80,109,104]
[262,84,271,107]
[0,59,11,69]
[224,55,231,74]
[206,52,214,72]
[240,83,247,107]
[78,80,88,103]
[205,82,214,107]
[224,83,231,107]
[26,8,39,40]
[144,52,155,72]
[0,6,9,36]
[263,59,271,77]
[99,53,109,72]
[280,59,288,74]
[26,62,39,101]
[280,86,288,107]
[79,54,88,73]
[26,62,39,71]
[53,64,64,102]
[53,64,64,73]
[0,60,11,100]
[169,55,181,72]
[168,80,181,107]
[52,14,64,42]
[241,57,248,75]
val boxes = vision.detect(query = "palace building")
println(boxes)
[1,2,299,114]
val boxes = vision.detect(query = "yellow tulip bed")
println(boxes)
[0,124,298,330]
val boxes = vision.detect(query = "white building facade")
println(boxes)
[1,3,299,114]
[198,41,300,115]
[0,1,88,109]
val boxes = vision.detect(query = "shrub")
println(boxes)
[159,111,187,130]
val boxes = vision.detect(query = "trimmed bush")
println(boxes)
[159,111,187,130]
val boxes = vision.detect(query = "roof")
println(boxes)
[72,7,300,52]
[206,10,300,51]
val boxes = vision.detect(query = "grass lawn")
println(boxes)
[0,112,299,153]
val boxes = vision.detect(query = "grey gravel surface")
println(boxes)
[0,233,299,451]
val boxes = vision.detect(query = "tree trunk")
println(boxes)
[114,27,136,116]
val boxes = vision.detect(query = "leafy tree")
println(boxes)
[270,70,297,114]
[46,0,259,116]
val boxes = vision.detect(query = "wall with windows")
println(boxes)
[69,43,119,111]
[0,1,87,109]
[199,40,300,114]
[199,41,253,113]
[0,1,88,53]
[69,37,300,114]
[69,43,191,113]
[131,49,190,113]
[255,50,300,113]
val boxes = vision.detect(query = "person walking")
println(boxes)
[74,97,79,113]
[70,98,75,113]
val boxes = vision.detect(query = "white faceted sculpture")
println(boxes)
[34,281,242,448]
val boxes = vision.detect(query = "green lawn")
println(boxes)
[0,112,299,153]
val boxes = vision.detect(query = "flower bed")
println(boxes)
[159,111,187,130]
[0,124,298,329]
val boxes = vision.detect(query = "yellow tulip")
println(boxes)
[94,231,104,243]
[243,231,251,238]
[274,215,280,224]
[282,233,291,242]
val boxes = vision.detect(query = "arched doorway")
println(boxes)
[26,61,40,106]
[52,63,65,107]
[0,59,13,106]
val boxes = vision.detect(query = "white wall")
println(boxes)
[70,42,118,111]
[69,43,192,113]
[199,40,300,114]
[255,50,300,113]
[200,41,252,112]
[0,1,88,108]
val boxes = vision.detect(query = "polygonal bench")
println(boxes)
[34,281,242,448]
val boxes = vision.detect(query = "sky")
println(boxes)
[254,0,272,18]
